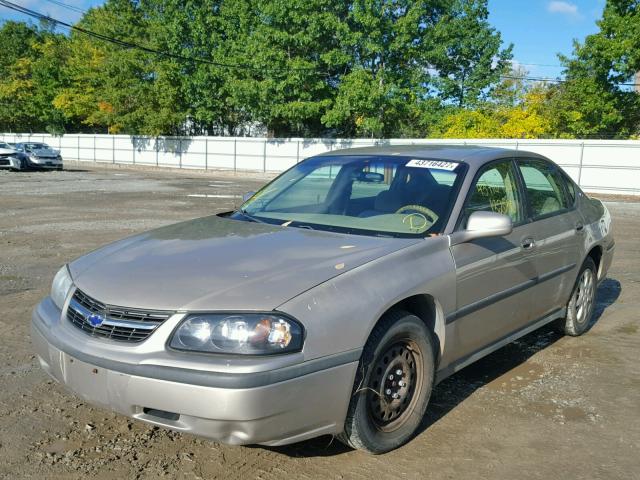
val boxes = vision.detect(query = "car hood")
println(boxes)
[29,148,59,157]
[0,148,16,154]
[69,215,420,311]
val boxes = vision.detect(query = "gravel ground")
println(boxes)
[0,164,638,480]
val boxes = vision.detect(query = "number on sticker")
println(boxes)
[406,159,458,171]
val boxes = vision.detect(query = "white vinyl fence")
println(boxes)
[2,133,639,195]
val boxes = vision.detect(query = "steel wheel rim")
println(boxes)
[367,340,423,432]
[574,269,595,324]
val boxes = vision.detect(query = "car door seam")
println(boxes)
[446,262,576,324]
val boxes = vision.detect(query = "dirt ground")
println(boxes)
[0,164,638,480]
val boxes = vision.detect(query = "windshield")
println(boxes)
[24,143,49,151]
[235,155,466,237]
[0,143,9,149]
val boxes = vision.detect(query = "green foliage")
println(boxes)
[0,22,68,133]
[429,0,513,108]
[0,0,637,139]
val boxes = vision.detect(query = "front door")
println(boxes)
[447,158,537,364]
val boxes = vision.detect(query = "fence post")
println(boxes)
[112,135,115,164]
[179,137,183,169]
[205,137,208,170]
[233,138,237,173]
[577,141,585,187]
[263,139,267,172]
[77,135,80,163]
[155,137,159,167]
[93,134,96,163]
[132,136,136,165]
[296,140,300,163]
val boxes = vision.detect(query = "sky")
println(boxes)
[487,0,605,78]
[0,0,607,81]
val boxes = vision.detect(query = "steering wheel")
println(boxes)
[395,204,439,227]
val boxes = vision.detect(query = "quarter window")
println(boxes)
[562,172,576,204]
[518,159,569,218]
[464,160,523,226]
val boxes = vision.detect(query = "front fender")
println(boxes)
[277,236,456,361]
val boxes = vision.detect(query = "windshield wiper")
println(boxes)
[238,209,267,224]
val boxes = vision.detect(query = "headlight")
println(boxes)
[51,265,74,310]
[169,313,304,355]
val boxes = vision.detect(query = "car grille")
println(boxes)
[0,159,9,166]
[66,289,173,343]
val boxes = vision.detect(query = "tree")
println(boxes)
[222,0,350,137]
[429,0,513,108]
[54,0,187,135]
[546,0,640,138]
[0,21,69,133]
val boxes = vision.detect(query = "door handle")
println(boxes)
[575,222,584,233]
[521,238,536,249]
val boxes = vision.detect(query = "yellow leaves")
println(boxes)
[98,101,114,114]
[108,124,122,134]
[436,91,553,139]
[501,106,550,139]
[52,92,74,111]
[436,110,502,138]
[0,57,34,101]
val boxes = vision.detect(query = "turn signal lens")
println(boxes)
[170,313,303,355]
[51,265,74,310]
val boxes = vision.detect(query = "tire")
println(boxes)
[559,257,597,336]
[337,310,435,454]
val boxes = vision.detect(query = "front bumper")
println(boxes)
[31,297,359,446]
[28,157,63,168]
[0,156,22,169]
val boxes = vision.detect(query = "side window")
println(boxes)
[518,159,569,218]
[464,160,522,226]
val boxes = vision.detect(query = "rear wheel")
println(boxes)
[338,310,435,454]
[559,257,597,336]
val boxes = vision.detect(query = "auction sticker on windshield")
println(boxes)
[406,159,459,170]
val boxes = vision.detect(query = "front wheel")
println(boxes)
[559,257,597,336]
[338,310,435,454]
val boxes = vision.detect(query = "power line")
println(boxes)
[514,62,564,69]
[501,74,639,87]
[42,0,86,15]
[0,0,330,77]
[0,0,637,87]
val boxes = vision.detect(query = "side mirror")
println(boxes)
[242,191,255,203]
[450,211,513,245]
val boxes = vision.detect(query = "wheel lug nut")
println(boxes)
[392,393,399,399]
[396,369,402,376]
[399,381,406,387]
[388,374,394,380]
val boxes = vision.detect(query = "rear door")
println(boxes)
[448,158,538,363]
[515,158,583,320]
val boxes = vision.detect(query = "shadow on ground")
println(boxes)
[264,278,621,458]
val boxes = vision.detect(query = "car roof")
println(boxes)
[317,144,548,167]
